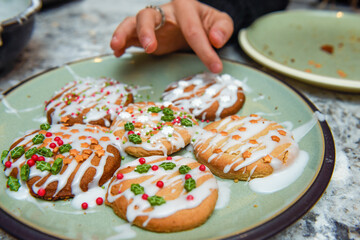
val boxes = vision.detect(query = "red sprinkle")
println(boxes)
[27,159,35,167]
[166,156,172,160]
[187,195,194,201]
[49,143,57,148]
[31,154,38,161]
[116,173,124,180]
[45,132,52,137]
[57,139,64,146]
[199,165,206,171]
[38,188,46,197]
[54,137,61,141]
[4,161,11,168]
[151,165,158,171]
[81,202,88,210]
[139,158,146,164]
[185,174,192,180]
[38,156,45,161]
[96,197,103,205]
[156,181,164,188]
[142,193,149,200]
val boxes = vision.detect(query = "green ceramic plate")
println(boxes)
[0,53,334,239]
[239,10,360,92]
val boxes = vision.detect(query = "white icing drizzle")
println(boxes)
[110,102,198,156]
[46,77,136,127]
[292,111,325,143]
[107,156,218,226]
[248,111,326,193]
[215,179,232,210]
[5,185,52,213]
[71,185,106,209]
[192,115,299,174]
[248,150,309,193]
[4,124,121,199]
[106,224,137,240]
[162,73,245,120]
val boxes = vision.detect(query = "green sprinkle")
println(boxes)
[20,164,30,181]
[32,134,45,144]
[130,183,144,195]
[161,115,175,122]
[181,118,193,127]
[59,144,72,154]
[184,178,196,192]
[1,150,9,162]
[51,158,63,175]
[38,147,54,157]
[25,147,38,159]
[36,161,51,171]
[40,123,51,130]
[192,139,196,142]
[7,176,20,191]
[121,156,125,160]
[147,195,166,206]
[179,165,191,174]
[128,134,142,144]
[159,162,176,170]
[162,108,174,116]
[10,146,25,159]
[147,140,151,143]
[134,164,151,174]
[147,106,162,113]
[124,122,135,131]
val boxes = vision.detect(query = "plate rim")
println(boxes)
[238,10,360,93]
[0,53,335,240]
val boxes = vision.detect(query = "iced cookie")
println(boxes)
[162,73,245,121]
[192,114,299,180]
[106,155,218,232]
[45,77,134,127]
[2,123,121,200]
[110,102,198,157]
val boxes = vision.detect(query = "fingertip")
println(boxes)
[209,62,223,74]
[113,49,125,58]
[110,34,123,51]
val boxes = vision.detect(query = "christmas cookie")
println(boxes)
[105,155,218,232]
[2,123,121,200]
[110,102,198,158]
[162,73,245,121]
[192,114,299,180]
[45,77,134,127]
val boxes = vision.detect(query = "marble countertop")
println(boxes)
[0,0,359,239]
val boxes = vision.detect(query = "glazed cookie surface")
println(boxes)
[2,123,121,200]
[110,102,198,158]
[192,115,299,180]
[106,155,218,233]
[45,77,134,127]
[162,73,245,121]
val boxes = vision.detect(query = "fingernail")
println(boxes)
[214,30,225,44]
[112,35,118,42]
[142,37,152,52]
[210,62,222,73]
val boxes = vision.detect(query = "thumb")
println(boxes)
[206,12,234,49]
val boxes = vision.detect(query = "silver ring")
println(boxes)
[146,5,165,31]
